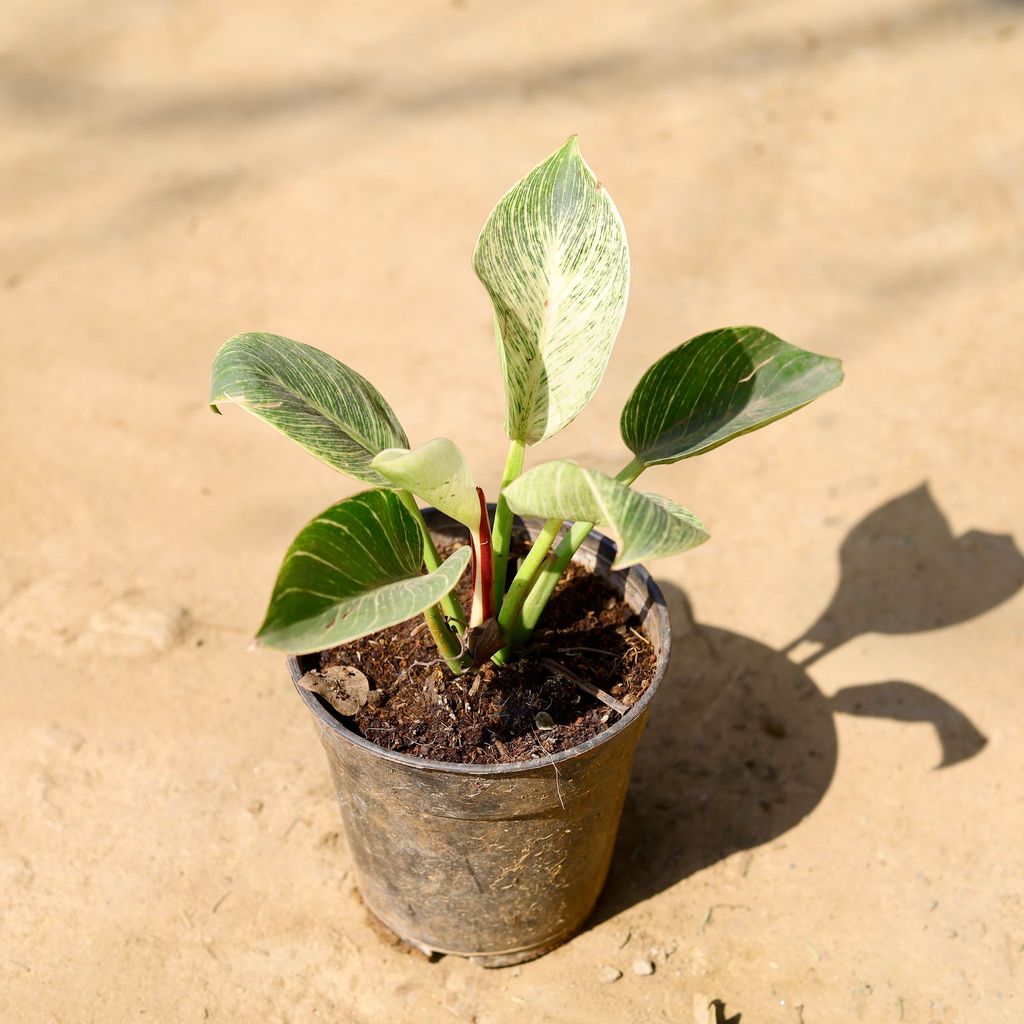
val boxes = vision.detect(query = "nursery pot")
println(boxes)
[288,510,672,967]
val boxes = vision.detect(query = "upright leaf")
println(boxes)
[621,326,843,470]
[503,460,708,569]
[256,490,471,654]
[211,332,409,485]
[372,439,480,529]
[474,137,629,445]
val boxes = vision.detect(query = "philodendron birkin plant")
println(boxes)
[211,137,843,685]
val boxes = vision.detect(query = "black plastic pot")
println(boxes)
[288,511,671,966]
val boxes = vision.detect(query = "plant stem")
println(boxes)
[490,515,562,666]
[507,457,648,650]
[510,519,594,648]
[615,457,644,486]
[490,438,526,614]
[397,489,467,631]
[421,601,467,675]
[497,517,562,635]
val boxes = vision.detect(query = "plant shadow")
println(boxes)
[593,483,1022,921]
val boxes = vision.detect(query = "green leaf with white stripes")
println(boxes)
[372,438,480,530]
[256,489,471,654]
[621,326,843,470]
[474,137,629,446]
[503,460,708,569]
[210,332,409,486]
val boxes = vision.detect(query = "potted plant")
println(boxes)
[210,137,843,965]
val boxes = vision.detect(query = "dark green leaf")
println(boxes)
[621,327,843,469]
[256,490,470,654]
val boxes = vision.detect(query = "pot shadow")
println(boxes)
[593,483,1023,921]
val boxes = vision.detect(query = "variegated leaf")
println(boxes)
[473,137,629,445]
[256,490,471,654]
[621,326,843,469]
[503,460,708,569]
[210,332,409,485]
[372,439,480,529]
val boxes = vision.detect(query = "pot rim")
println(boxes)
[289,516,671,777]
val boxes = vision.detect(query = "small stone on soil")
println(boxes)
[598,966,622,983]
[632,958,655,976]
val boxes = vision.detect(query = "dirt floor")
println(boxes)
[2,1,1023,1021]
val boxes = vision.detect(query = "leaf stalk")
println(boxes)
[397,489,467,631]
[614,458,644,486]
[507,456,649,650]
[421,602,468,675]
[511,519,594,648]
[490,438,526,613]
[493,516,563,660]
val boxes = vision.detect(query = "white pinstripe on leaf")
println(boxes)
[474,137,629,445]
[256,490,470,654]
[210,333,409,485]
[621,326,843,469]
[503,460,708,569]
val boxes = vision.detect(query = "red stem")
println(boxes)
[475,487,494,622]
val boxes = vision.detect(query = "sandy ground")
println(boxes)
[2,1,1023,1021]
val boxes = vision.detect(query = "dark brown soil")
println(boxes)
[318,541,657,764]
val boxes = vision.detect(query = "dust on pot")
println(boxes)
[290,511,671,966]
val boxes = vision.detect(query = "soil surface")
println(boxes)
[320,549,656,764]
[3,3,1023,1023]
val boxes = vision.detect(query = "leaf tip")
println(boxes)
[553,134,585,171]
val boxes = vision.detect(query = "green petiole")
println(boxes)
[504,459,647,650]
[397,489,468,632]
[491,516,563,664]
[490,438,526,614]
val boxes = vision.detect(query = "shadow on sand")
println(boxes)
[595,483,1023,920]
